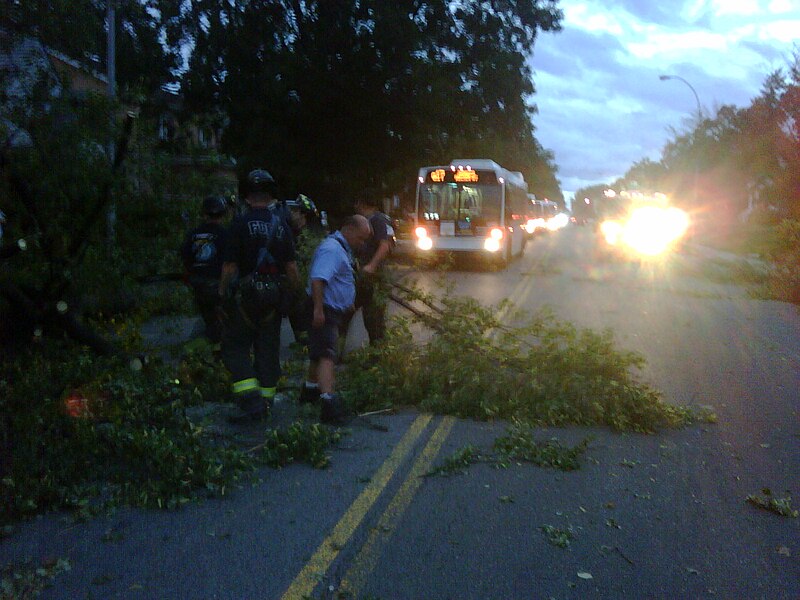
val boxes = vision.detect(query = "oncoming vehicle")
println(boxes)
[413,159,528,266]
[597,189,690,258]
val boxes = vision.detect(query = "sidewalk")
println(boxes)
[138,315,303,362]
[682,240,772,272]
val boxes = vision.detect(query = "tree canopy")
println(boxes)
[177,0,564,206]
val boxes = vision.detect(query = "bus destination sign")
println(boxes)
[427,169,495,184]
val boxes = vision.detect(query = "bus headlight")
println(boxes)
[549,213,569,230]
[484,237,501,252]
[417,236,433,251]
[489,227,504,240]
[415,226,433,250]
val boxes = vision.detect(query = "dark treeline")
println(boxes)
[179,0,566,206]
[3,0,565,209]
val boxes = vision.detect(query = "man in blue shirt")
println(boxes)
[301,214,371,424]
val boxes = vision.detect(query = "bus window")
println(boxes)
[419,182,500,231]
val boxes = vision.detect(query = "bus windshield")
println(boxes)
[417,182,502,230]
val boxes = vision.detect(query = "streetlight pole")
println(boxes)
[660,74,702,235]
[659,74,701,121]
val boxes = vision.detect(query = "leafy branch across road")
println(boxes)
[342,278,698,433]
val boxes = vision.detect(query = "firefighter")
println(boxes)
[180,195,230,343]
[218,169,300,422]
[286,194,327,237]
[281,194,329,346]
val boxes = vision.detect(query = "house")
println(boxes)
[1,27,237,201]
[151,89,238,200]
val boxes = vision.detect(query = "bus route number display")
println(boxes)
[428,169,488,184]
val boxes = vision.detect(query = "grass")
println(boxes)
[695,219,780,259]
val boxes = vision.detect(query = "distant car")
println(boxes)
[595,190,690,258]
[523,198,565,236]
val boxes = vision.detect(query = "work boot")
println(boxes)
[298,384,321,405]
[228,391,268,424]
[320,393,348,425]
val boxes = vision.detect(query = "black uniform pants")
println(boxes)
[191,280,222,343]
[340,274,386,343]
[220,302,283,400]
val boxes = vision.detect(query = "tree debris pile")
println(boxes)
[0,342,342,525]
[342,283,693,433]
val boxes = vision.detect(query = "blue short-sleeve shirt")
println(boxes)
[307,231,356,312]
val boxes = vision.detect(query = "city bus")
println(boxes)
[412,159,529,266]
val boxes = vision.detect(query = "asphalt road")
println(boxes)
[2,227,799,599]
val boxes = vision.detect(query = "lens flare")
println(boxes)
[600,220,623,245]
[624,206,689,255]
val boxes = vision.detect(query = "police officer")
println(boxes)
[340,195,395,344]
[218,169,300,422]
[180,195,230,343]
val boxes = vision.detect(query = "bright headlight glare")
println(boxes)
[600,220,623,245]
[490,227,503,240]
[484,238,501,252]
[551,213,569,230]
[417,236,433,251]
[622,206,690,255]
[415,226,428,238]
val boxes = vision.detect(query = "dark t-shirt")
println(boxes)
[357,211,394,264]
[180,222,230,280]
[224,207,296,275]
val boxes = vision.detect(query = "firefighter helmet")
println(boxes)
[246,169,277,195]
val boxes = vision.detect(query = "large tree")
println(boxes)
[178,1,563,208]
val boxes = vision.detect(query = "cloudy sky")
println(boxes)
[528,0,800,204]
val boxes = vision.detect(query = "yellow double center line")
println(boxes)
[281,414,432,599]
[281,271,533,599]
[337,416,455,597]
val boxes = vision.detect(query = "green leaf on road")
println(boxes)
[746,493,798,518]
[541,525,574,548]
